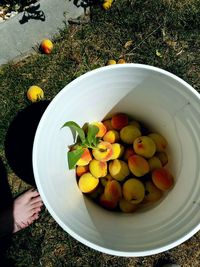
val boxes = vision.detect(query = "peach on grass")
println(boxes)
[109,159,130,181]
[106,59,116,65]
[78,173,99,193]
[89,159,107,178]
[117,58,126,64]
[133,136,156,158]
[120,125,141,144]
[111,113,129,130]
[128,154,150,177]
[156,151,168,166]
[123,178,145,204]
[27,85,44,102]
[110,143,124,160]
[148,133,168,152]
[148,156,162,171]
[92,141,113,162]
[40,39,53,54]
[143,181,163,203]
[152,168,174,191]
[123,146,135,162]
[76,165,89,177]
[91,121,107,138]
[103,130,120,144]
[76,148,92,166]
[119,198,138,213]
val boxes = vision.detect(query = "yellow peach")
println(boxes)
[92,141,113,162]
[91,121,107,138]
[133,136,156,158]
[128,154,150,177]
[156,151,168,166]
[89,159,107,178]
[103,130,120,144]
[123,178,145,204]
[109,159,130,181]
[120,125,141,144]
[78,173,99,193]
[119,198,138,213]
[148,156,162,171]
[40,39,53,54]
[148,133,168,152]
[110,143,124,160]
[152,168,174,191]
[76,148,92,166]
[143,181,163,203]
[76,165,89,177]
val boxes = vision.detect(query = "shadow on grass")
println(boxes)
[5,100,50,186]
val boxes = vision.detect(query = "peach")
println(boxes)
[110,143,124,160]
[99,180,122,209]
[89,184,104,200]
[104,180,122,201]
[123,146,135,161]
[78,172,99,193]
[109,159,130,181]
[111,113,129,130]
[156,151,168,166]
[119,198,138,213]
[76,148,92,166]
[123,178,145,204]
[120,125,141,144]
[40,39,53,54]
[129,120,141,130]
[91,121,107,138]
[152,168,174,191]
[92,141,113,162]
[148,133,168,152]
[148,156,162,171]
[103,130,120,144]
[143,181,163,203]
[100,174,113,187]
[99,193,118,209]
[89,159,107,178]
[128,155,150,177]
[102,119,114,131]
[76,165,89,177]
[133,136,156,158]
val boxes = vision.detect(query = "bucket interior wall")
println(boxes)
[33,64,200,256]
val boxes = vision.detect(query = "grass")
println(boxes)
[0,0,200,266]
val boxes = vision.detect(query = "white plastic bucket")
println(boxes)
[33,64,200,257]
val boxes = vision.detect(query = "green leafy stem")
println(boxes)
[61,121,100,169]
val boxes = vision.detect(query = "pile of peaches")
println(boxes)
[74,113,174,213]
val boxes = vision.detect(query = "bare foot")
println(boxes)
[13,188,43,233]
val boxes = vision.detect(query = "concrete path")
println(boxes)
[0,0,86,65]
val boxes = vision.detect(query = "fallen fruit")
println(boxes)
[40,39,53,54]
[27,85,44,102]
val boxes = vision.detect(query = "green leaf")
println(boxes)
[62,121,86,143]
[86,124,99,146]
[67,148,84,169]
